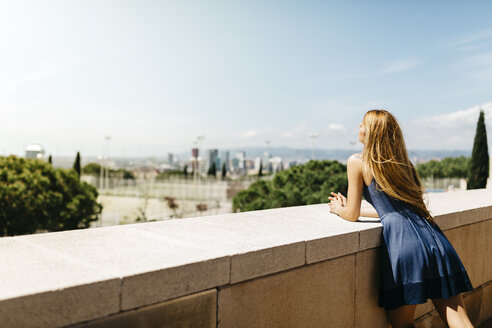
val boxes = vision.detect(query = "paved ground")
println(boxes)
[91,195,233,227]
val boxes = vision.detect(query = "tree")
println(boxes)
[183,165,188,178]
[207,162,217,178]
[417,156,470,179]
[165,197,179,218]
[73,151,81,179]
[0,156,102,236]
[232,160,347,212]
[48,154,52,165]
[467,109,489,189]
[221,163,227,180]
[82,163,134,179]
[258,162,263,177]
[196,203,207,215]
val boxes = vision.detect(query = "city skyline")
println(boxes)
[1,1,492,156]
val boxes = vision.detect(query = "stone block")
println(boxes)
[461,207,484,226]
[443,227,462,262]
[484,220,492,283]
[306,231,358,264]
[1,281,120,328]
[71,289,217,328]
[0,238,119,328]
[15,226,230,311]
[414,312,432,328]
[482,282,492,324]
[463,285,483,327]
[354,248,390,328]
[415,300,434,319]
[358,226,382,251]
[122,257,228,311]
[230,242,305,284]
[427,191,489,227]
[460,223,486,287]
[414,310,446,328]
[218,255,356,328]
[485,206,492,220]
[433,212,460,231]
[427,196,462,230]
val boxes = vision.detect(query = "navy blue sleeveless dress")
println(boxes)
[362,178,473,310]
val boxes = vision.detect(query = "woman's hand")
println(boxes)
[328,192,346,215]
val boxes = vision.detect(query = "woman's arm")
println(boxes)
[328,154,365,222]
[360,203,379,218]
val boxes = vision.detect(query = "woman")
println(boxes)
[328,109,474,328]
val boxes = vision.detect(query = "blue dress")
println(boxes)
[362,178,473,310]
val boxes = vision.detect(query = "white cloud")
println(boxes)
[283,131,293,138]
[381,57,420,74]
[282,121,310,139]
[461,52,492,80]
[239,130,258,138]
[324,123,346,133]
[446,28,492,50]
[0,70,55,94]
[404,101,492,150]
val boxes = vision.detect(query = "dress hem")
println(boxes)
[378,271,474,311]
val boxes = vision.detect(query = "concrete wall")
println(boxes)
[0,189,490,327]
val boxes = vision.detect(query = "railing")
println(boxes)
[0,189,491,328]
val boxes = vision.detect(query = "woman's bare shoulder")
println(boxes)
[348,152,363,162]
[348,153,373,185]
[347,153,363,171]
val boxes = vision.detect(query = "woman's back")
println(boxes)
[362,178,473,310]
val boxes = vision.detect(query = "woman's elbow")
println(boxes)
[345,212,359,222]
[347,215,359,222]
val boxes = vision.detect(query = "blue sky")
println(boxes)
[1,0,492,157]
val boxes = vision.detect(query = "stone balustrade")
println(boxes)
[0,189,491,328]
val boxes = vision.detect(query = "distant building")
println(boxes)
[220,150,230,170]
[236,151,246,169]
[270,156,283,173]
[207,149,219,171]
[215,157,221,171]
[245,159,254,169]
[231,158,240,170]
[25,144,45,159]
[263,151,272,172]
[167,152,175,165]
[287,161,298,169]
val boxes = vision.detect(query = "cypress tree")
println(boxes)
[48,154,52,165]
[207,162,216,178]
[259,162,263,177]
[467,110,489,189]
[73,151,81,179]
[221,163,227,180]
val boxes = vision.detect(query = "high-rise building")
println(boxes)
[263,151,271,167]
[236,151,246,169]
[207,149,219,172]
[231,158,239,170]
[168,152,175,164]
[220,150,230,170]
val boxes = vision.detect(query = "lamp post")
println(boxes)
[104,135,111,193]
[264,140,270,174]
[193,135,205,186]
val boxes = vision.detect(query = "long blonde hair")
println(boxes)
[361,109,434,223]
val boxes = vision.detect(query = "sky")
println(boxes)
[1,0,492,157]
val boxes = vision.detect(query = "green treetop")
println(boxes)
[467,110,489,189]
